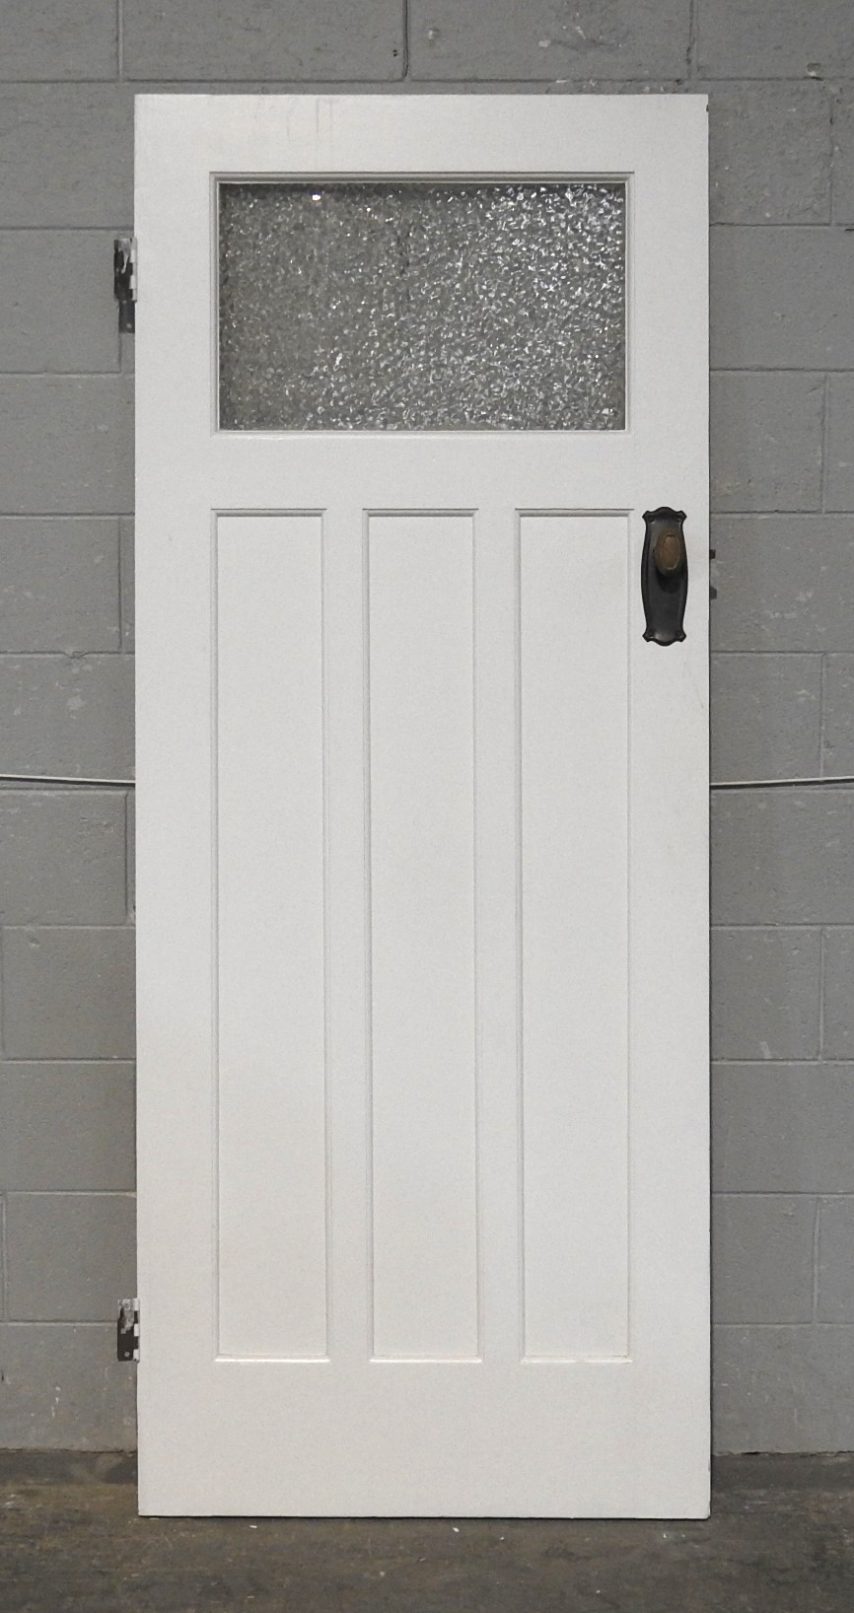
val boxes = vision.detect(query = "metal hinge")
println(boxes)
[117,1297,140,1362]
[113,237,137,333]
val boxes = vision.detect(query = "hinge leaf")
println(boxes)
[117,1297,140,1362]
[113,237,137,334]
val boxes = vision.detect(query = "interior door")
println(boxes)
[135,93,709,1517]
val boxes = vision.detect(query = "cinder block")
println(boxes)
[0,1323,135,1448]
[409,0,691,79]
[6,1192,135,1322]
[823,928,854,1060]
[826,376,854,513]
[123,0,404,79]
[709,84,831,225]
[0,377,132,514]
[0,1,117,80]
[0,1063,135,1191]
[712,789,854,925]
[822,656,854,776]
[711,928,821,1061]
[711,228,854,369]
[699,0,854,79]
[0,790,126,924]
[120,519,134,651]
[833,88,854,223]
[711,517,854,654]
[0,232,118,373]
[713,1064,854,1193]
[711,372,824,514]
[0,519,120,653]
[817,1199,854,1322]
[2,927,135,1060]
[0,656,133,780]
[711,653,820,783]
[713,1324,854,1452]
[713,1195,815,1324]
[0,87,131,227]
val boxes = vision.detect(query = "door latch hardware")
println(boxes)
[113,237,137,334]
[641,507,688,645]
[117,1297,140,1362]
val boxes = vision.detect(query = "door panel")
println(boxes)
[216,514,327,1361]
[135,93,709,1517]
[519,515,629,1362]
[368,514,479,1362]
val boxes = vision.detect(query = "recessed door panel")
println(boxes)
[368,515,479,1361]
[216,514,327,1359]
[518,515,629,1361]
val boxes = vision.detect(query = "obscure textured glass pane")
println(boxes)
[219,182,625,431]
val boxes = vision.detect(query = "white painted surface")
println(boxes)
[368,516,479,1362]
[216,515,327,1359]
[519,516,629,1361]
[135,93,710,1517]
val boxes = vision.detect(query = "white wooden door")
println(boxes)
[135,94,709,1518]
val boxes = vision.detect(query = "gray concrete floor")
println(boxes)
[1,1452,853,1612]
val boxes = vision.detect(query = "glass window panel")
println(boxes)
[218,181,625,432]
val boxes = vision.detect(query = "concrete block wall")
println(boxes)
[0,0,851,1453]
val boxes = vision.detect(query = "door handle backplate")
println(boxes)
[641,507,688,646]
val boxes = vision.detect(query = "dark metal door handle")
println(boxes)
[641,507,688,645]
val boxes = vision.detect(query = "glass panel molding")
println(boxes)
[219,182,626,432]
